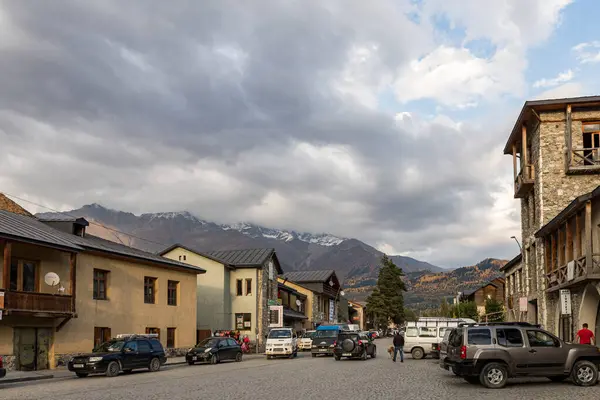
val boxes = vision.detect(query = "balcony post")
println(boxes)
[522,124,528,174]
[70,253,77,313]
[2,240,10,290]
[565,104,572,172]
[512,143,518,182]
[585,201,592,270]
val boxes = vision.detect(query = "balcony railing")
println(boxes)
[545,254,600,292]
[3,291,74,315]
[570,148,600,171]
[514,163,535,198]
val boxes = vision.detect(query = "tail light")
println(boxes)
[460,345,467,359]
[333,341,337,347]
[0,356,3,368]
[358,340,363,346]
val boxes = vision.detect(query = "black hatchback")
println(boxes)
[186,337,243,365]
[333,331,377,361]
[68,334,166,378]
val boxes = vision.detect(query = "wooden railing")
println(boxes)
[514,163,535,197]
[3,291,73,314]
[571,148,600,168]
[546,255,600,291]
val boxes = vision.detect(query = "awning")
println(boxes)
[283,308,308,320]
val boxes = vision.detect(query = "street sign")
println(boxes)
[268,305,283,328]
[567,261,575,281]
[560,289,571,315]
[519,297,528,312]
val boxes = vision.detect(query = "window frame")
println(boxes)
[145,327,161,341]
[526,329,560,348]
[235,313,252,330]
[405,327,418,337]
[245,278,252,296]
[144,277,157,304]
[467,328,492,345]
[236,279,243,296]
[167,280,179,306]
[496,328,525,348]
[94,327,112,348]
[93,269,109,300]
[9,258,40,292]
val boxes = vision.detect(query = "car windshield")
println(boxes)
[94,340,125,352]
[268,330,291,339]
[315,330,338,338]
[303,332,315,338]
[197,338,220,348]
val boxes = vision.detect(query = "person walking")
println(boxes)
[393,331,405,363]
[576,323,595,345]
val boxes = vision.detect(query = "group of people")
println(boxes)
[213,329,252,352]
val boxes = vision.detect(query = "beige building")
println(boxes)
[0,204,205,371]
[348,300,365,330]
[160,245,282,350]
[503,95,600,338]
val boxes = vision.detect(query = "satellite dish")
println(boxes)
[296,299,301,306]
[340,290,345,297]
[44,272,60,287]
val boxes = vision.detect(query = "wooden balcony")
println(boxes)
[569,148,600,174]
[2,290,74,316]
[514,163,535,198]
[545,255,600,293]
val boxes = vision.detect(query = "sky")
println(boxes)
[1,0,599,268]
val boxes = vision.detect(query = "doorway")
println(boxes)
[14,328,52,371]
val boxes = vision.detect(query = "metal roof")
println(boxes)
[280,270,336,283]
[499,254,522,272]
[0,210,83,251]
[206,248,276,267]
[283,308,308,320]
[157,243,235,266]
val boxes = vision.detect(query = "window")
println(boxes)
[236,279,243,296]
[497,328,524,347]
[167,280,178,306]
[93,269,108,300]
[582,122,600,165]
[123,341,138,352]
[146,327,160,340]
[226,338,237,347]
[449,329,463,347]
[167,328,176,348]
[93,327,111,348]
[526,330,559,347]
[439,327,450,338]
[144,277,156,304]
[405,327,418,337]
[419,327,437,337]
[183,255,186,261]
[137,340,151,353]
[467,328,492,345]
[245,279,252,296]
[9,259,38,292]
[235,313,252,330]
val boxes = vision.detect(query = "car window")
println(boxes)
[497,328,524,347]
[419,327,437,337]
[137,340,151,353]
[405,327,418,337]
[443,329,453,341]
[123,341,138,352]
[149,339,162,351]
[449,329,463,347]
[269,330,292,339]
[227,339,238,346]
[526,330,560,347]
[218,340,227,348]
[467,328,492,345]
[438,327,450,338]
[314,330,337,338]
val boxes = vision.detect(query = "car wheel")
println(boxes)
[548,376,567,382]
[464,376,479,384]
[371,347,377,359]
[411,348,424,360]
[235,352,243,362]
[451,365,460,376]
[571,360,598,387]
[210,354,219,365]
[479,362,508,389]
[106,361,120,378]
[149,357,161,372]
[75,373,88,378]
[334,355,341,361]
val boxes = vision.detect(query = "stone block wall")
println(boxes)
[256,257,279,353]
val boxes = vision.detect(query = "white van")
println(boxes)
[265,328,298,359]
[403,317,476,360]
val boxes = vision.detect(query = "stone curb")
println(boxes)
[0,374,54,385]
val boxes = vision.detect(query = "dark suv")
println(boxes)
[333,331,377,361]
[68,334,167,378]
[444,322,600,389]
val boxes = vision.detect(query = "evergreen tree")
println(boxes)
[365,255,407,327]
[484,298,504,322]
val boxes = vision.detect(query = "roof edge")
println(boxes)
[499,254,522,272]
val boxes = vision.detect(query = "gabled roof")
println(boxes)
[0,193,33,217]
[158,243,235,266]
[280,270,336,283]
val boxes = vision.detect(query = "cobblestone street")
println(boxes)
[2,339,600,400]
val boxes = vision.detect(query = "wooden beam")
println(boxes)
[70,253,77,314]
[566,104,572,172]
[566,219,573,262]
[2,240,10,290]
[522,124,528,172]
[512,143,518,181]
[56,316,73,332]
[544,237,550,273]
[575,212,582,258]
[585,201,592,270]
[551,233,556,271]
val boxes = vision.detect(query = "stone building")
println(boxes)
[503,95,600,339]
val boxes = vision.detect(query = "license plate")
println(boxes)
[73,364,84,368]
[342,353,352,356]
[319,349,328,352]
[192,356,197,361]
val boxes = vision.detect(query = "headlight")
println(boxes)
[312,345,317,348]
[204,348,212,353]
[89,357,103,362]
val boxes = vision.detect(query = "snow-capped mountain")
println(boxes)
[140,211,207,224]
[221,222,346,246]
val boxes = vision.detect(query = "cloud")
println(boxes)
[0,0,572,267]
[533,69,574,88]
[573,41,600,64]
[533,82,585,100]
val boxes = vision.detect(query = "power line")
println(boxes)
[1,192,170,249]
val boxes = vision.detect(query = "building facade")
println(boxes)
[348,300,365,330]
[503,95,600,338]
[463,278,505,317]
[0,207,204,371]
[160,245,281,351]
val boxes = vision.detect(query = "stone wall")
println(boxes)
[256,257,279,353]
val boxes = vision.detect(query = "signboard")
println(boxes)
[560,289,572,315]
[0,291,4,309]
[236,314,244,330]
[269,305,283,328]
[329,299,335,322]
[519,297,528,312]
[567,261,575,281]
[268,299,282,306]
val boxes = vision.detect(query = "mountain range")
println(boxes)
[36,204,506,307]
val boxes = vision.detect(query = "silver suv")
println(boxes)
[444,322,600,389]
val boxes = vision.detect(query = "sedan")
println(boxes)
[186,337,243,365]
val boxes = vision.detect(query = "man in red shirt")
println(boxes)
[576,323,595,345]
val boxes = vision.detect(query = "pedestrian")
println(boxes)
[576,323,595,345]
[392,331,404,363]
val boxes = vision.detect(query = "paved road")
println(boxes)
[2,339,600,399]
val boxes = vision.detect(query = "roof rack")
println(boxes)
[115,333,159,339]
[458,322,540,328]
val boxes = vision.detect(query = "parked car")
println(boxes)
[299,330,316,351]
[333,330,376,361]
[265,328,298,359]
[68,334,166,378]
[430,327,453,359]
[404,325,453,360]
[186,337,242,365]
[438,328,458,374]
[444,322,600,389]
[0,356,6,379]
[312,325,340,357]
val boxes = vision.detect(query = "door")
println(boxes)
[14,328,51,371]
[216,339,229,359]
[136,340,153,366]
[121,341,140,369]
[496,328,529,375]
[226,338,239,360]
[524,329,567,375]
